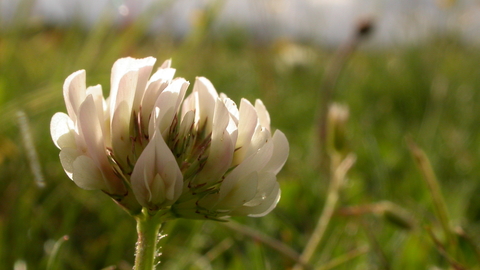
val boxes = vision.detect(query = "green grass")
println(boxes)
[2,12,480,269]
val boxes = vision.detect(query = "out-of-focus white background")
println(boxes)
[2,0,480,46]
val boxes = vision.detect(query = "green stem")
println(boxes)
[407,139,456,250]
[293,154,356,270]
[134,210,165,270]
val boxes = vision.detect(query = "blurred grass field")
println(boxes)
[2,7,480,270]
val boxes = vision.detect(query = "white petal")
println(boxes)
[59,147,80,180]
[51,112,76,149]
[149,62,176,84]
[243,172,276,207]
[193,99,234,186]
[221,96,239,124]
[85,85,107,135]
[233,99,258,165]
[232,182,281,217]
[110,70,138,121]
[151,79,189,138]
[85,84,103,99]
[181,91,197,120]
[194,77,218,99]
[158,160,181,201]
[159,59,172,69]
[63,70,86,122]
[131,133,183,208]
[131,58,156,115]
[263,130,289,174]
[219,140,274,201]
[72,155,107,190]
[131,138,157,207]
[110,57,155,119]
[78,96,103,160]
[111,101,132,168]
[149,174,166,205]
[237,99,258,143]
[221,97,239,141]
[178,110,195,140]
[255,99,271,132]
[248,183,281,217]
[153,134,183,202]
[193,77,218,132]
[141,79,169,131]
[148,107,161,139]
[173,79,190,112]
[78,96,126,195]
[216,171,258,210]
[244,126,270,159]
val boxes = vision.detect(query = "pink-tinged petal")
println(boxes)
[111,101,132,169]
[193,77,218,132]
[193,99,234,186]
[148,107,160,139]
[233,99,258,165]
[149,173,166,205]
[244,126,270,158]
[110,70,138,121]
[243,171,276,207]
[59,147,80,180]
[263,130,289,174]
[51,112,76,149]
[148,60,176,84]
[151,78,190,138]
[78,96,126,195]
[232,182,280,217]
[110,57,156,118]
[141,76,170,132]
[215,171,258,210]
[220,97,239,142]
[178,110,195,141]
[85,84,103,99]
[173,79,189,112]
[72,155,107,190]
[221,96,239,124]
[181,91,197,120]
[131,58,156,114]
[85,85,108,136]
[228,124,238,147]
[63,70,86,122]
[157,160,181,201]
[254,99,271,132]
[131,133,183,208]
[153,134,183,202]
[131,138,156,207]
[158,59,172,69]
[219,140,274,201]
[156,106,175,139]
[78,96,104,165]
[150,87,177,133]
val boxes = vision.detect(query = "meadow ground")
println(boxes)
[1,15,480,270]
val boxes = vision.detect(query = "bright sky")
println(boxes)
[1,0,479,46]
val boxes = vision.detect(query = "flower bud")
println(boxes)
[326,103,349,155]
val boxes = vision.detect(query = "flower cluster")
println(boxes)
[51,57,289,219]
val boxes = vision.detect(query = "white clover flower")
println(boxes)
[51,57,289,219]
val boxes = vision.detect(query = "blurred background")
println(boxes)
[2,0,480,269]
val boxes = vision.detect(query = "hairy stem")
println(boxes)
[134,210,165,270]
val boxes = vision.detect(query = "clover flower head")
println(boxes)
[51,57,289,219]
